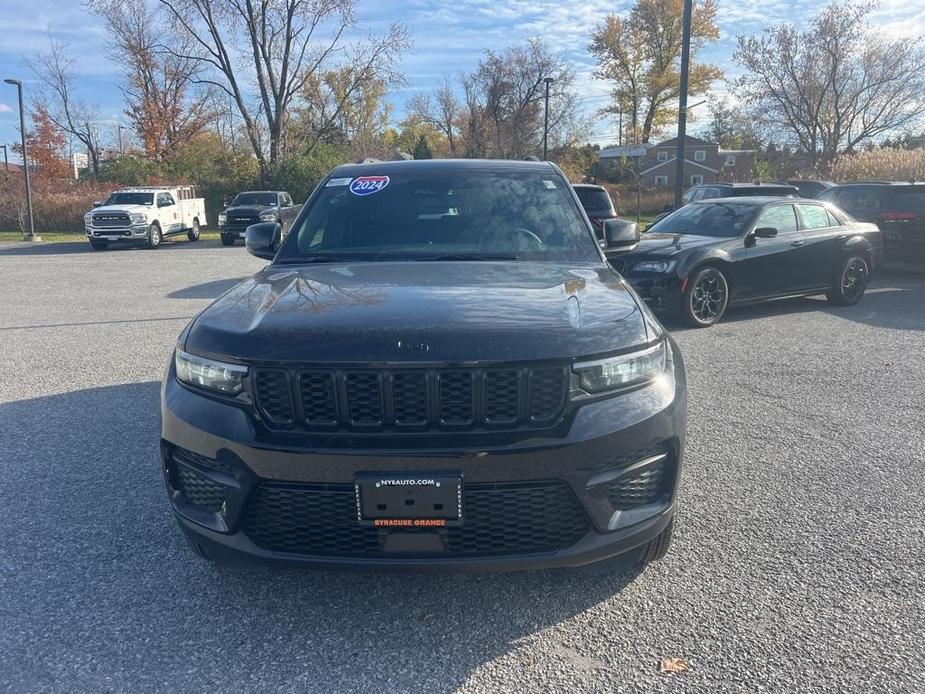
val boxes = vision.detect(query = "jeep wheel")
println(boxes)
[89,240,108,251]
[187,218,201,242]
[639,516,675,564]
[147,223,162,249]
[220,234,236,247]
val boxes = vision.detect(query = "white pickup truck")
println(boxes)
[84,186,207,250]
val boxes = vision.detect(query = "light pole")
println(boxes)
[117,124,124,157]
[673,0,693,210]
[4,78,38,242]
[543,77,554,160]
[1,144,8,171]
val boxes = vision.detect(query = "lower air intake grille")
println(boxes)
[174,463,226,512]
[605,456,669,510]
[242,480,590,558]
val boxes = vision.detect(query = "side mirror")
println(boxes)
[222,195,231,207]
[753,226,778,238]
[603,219,640,252]
[245,221,281,260]
[92,200,103,208]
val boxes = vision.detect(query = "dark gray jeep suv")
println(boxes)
[161,159,687,572]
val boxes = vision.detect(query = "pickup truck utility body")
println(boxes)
[84,186,206,250]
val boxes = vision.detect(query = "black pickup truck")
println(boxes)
[217,191,301,247]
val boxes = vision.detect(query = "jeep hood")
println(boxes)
[184,262,652,363]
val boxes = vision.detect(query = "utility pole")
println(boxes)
[1,144,8,172]
[673,0,693,210]
[4,78,39,242]
[117,124,124,157]
[543,77,554,160]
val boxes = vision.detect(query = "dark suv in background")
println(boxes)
[573,183,618,239]
[161,159,687,573]
[787,180,835,199]
[680,182,800,205]
[218,191,301,247]
[819,182,925,256]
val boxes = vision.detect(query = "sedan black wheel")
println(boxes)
[220,234,236,247]
[826,255,869,306]
[682,266,729,327]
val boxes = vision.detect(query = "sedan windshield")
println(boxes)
[277,171,600,262]
[649,202,758,237]
[232,192,278,206]
[105,192,154,206]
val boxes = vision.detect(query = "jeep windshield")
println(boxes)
[275,172,600,263]
[649,201,758,238]
[105,192,154,206]
[231,192,278,206]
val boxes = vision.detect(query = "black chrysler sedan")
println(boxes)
[161,159,687,572]
[610,198,882,326]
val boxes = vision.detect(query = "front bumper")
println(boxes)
[160,342,687,571]
[622,274,683,314]
[86,224,149,242]
[219,225,251,238]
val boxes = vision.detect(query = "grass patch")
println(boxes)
[0,230,222,243]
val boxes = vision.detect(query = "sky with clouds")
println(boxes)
[0,0,922,164]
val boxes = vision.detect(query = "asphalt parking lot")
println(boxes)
[1,238,923,693]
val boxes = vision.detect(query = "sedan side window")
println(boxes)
[826,210,843,227]
[796,204,830,229]
[756,204,799,233]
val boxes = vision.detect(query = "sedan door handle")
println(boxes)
[791,240,806,247]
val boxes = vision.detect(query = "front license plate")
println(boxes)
[355,473,462,527]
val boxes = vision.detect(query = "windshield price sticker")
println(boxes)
[326,177,352,187]
[350,175,390,196]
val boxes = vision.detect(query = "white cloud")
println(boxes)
[0,103,12,113]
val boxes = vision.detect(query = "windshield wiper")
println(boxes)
[275,254,362,264]
[411,253,519,261]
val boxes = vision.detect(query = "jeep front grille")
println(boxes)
[252,364,568,432]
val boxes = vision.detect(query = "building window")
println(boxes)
[657,150,669,162]
[690,175,704,186]
[725,154,736,166]
[694,150,706,162]
[654,175,669,187]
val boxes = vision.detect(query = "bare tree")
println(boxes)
[90,0,215,163]
[407,77,462,155]
[465,39,584,159]
[156,0,409,179]
[733,1,925,170]
[29,41,103,177]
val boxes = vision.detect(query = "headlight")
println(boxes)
[573,341,667,393]
[130,212,147,224]
[84,212,93,223]
[633,260,676,273]
[259,211,277,221]
[218,213,227,225]
[175,349,247,395]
